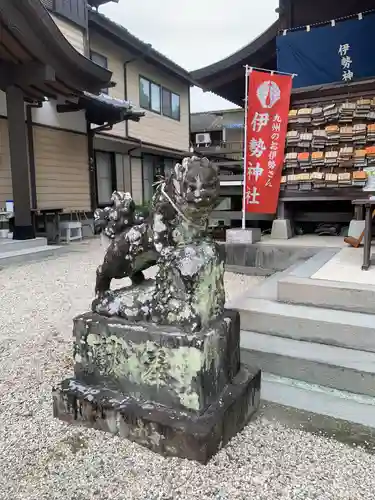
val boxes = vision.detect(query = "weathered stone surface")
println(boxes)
[152,240,225,331]
[92,240,225,332]
[92,280,155,321]
[53,366,260,464]
[73,310,240,412]
[53,156,261,462]
[93,157,224,332]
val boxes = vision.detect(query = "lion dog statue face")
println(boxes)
[169,156,220,222]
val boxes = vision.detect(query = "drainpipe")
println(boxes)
[123,62,129,138]
[86,120,97,212]
[26,102,42,210]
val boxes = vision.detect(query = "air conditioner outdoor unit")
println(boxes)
[195,132,211,146]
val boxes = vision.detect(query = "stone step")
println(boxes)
[278,275,375,315]
[287,248,340,277]
[236,296,375,352]
[244,259,312,301]
[0,245,67,266]
[261,373,375,429]
[223,242,318,273]
[241,331,375,398]
[0,237,48,253]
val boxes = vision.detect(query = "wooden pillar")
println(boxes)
[279,0,293,30]
[354,205,364,221]
[6,86,35,239]
[277,200,287,219]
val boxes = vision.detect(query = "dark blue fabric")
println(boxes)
[277,14,375,88]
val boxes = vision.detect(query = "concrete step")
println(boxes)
[0,237,48,253]
[261,373,375,429]
[244,259,311,301]
[278,275,375,315]
[236,296,375,352]
[286,248,340,278]
[241,331,375,398]
[227,248,340,305]
[0,245,67,266]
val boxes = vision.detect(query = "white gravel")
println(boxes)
[0,238,374,500]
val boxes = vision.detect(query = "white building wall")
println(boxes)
[32,101,86,134]
[0,92,86,133]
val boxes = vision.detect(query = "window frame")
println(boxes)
[95,150,117,208]
[161,87,172,118]
[90,50,109,94]
[139,75,181,121]
[139,75,161,115]
[171,91,181,121]
[161,87,181,121]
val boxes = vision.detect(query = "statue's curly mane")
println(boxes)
[94,191,137,239]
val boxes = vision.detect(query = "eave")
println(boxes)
[291,77,375,105]
[0,0,112,101]
[57,91,145,126]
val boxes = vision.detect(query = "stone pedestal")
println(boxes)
[348,219,365,239]
[271,219,293,240]
[53,310,261,463]
[226,228,261,244]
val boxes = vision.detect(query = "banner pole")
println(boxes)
[246,66,297,77]
[242,65,250,230]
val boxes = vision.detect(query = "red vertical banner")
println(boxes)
[244,70,292,214]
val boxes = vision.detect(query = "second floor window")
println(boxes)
[139,76,180,121]
[90,51,109,94]
[162,88,180,121]
[139,77,161,113]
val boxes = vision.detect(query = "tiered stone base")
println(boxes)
[52,309,261,463]
[53,367,260,464]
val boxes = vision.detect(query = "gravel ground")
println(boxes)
[0,239,374,500]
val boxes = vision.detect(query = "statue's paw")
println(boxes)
[92,290,111,312]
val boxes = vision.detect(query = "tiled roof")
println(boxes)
[83,91,145,122]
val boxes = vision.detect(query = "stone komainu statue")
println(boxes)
[53,156,261,463]
[92,156,225,331]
